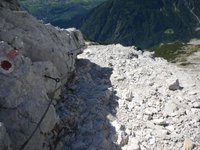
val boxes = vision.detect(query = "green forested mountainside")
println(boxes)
[19,0,105,28]
[81,0,200,48]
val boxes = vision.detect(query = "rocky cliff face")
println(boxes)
[0,0,85,149]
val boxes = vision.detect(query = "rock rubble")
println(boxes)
[63,44,199,150]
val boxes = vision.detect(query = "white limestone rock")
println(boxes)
[124,89,133,102]
[127,138,140,150]
[77,44,200,150]
[163,101,178,116]
[153,119,168,126]
[0,7,85,79]
[0,1,85,149]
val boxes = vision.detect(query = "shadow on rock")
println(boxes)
[54,58,121,150]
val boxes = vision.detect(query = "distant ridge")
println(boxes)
[19,0,106,28]
[81,0,200,48]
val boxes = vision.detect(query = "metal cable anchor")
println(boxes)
[44,75,60,83]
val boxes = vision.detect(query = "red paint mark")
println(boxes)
[1,60,12,70]
[6,49,18,60]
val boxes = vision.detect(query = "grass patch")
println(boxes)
[149,42,186,61]
[149,42,200,63]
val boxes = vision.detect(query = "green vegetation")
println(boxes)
[19,0,200,64]
[149,42,186,62]
[19,0,105,28]
[81,0,200,48]
[149,42,200,63]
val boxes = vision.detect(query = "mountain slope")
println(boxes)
[75,44,200,150]
[81,0,200,48]
[20,0,105,28]
[1,1,200,150]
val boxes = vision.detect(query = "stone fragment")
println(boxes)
[183,138,193,150]
[153,119,168,126]
[154,129,168,138]
[111,120,122,132]
[165,125,175,132]
[149,137,156,145]
[192,102,200,108]
[169,79,182,91]
[188,91,197,95]
[125,90,133,101]
[127,52,138,59]
[144,107,158,115]
[128,102,135,110]
[163,101,178,116]
[118,131,129,146]
[127,138,140,150]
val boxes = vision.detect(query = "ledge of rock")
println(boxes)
[0,0,85,149]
